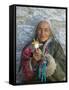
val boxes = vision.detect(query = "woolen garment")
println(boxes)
[19,37,66,82]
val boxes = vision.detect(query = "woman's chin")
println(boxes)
[39,38,48,42]
[34,57,41,61]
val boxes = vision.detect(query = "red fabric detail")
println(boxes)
[45,47,48,54]
[22,60,34,80]
[22,48,32,59]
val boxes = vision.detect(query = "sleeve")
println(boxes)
[45,54,57,77]
[18,43,33,73]
[53,42,66,81]
[47,42,66,81]
[53,42,66,73]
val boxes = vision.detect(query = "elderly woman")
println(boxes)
[18,20,66,83]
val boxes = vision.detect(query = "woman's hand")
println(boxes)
[33,48,42,61]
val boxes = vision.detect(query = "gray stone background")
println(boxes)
[16,6,66,83]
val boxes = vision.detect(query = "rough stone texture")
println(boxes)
[16,6,66,83]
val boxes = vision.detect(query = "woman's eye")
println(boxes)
[45,29,49,32]
[44,29,47,32]
[38,29,41,33]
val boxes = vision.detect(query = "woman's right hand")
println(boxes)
[33,48,42,61]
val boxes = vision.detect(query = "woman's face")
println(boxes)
[37,21,51,42]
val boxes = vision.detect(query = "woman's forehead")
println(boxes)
[37,21,50,28]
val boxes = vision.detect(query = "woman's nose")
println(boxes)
[41,30,45,35]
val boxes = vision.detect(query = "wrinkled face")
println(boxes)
[37,21,51,42]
